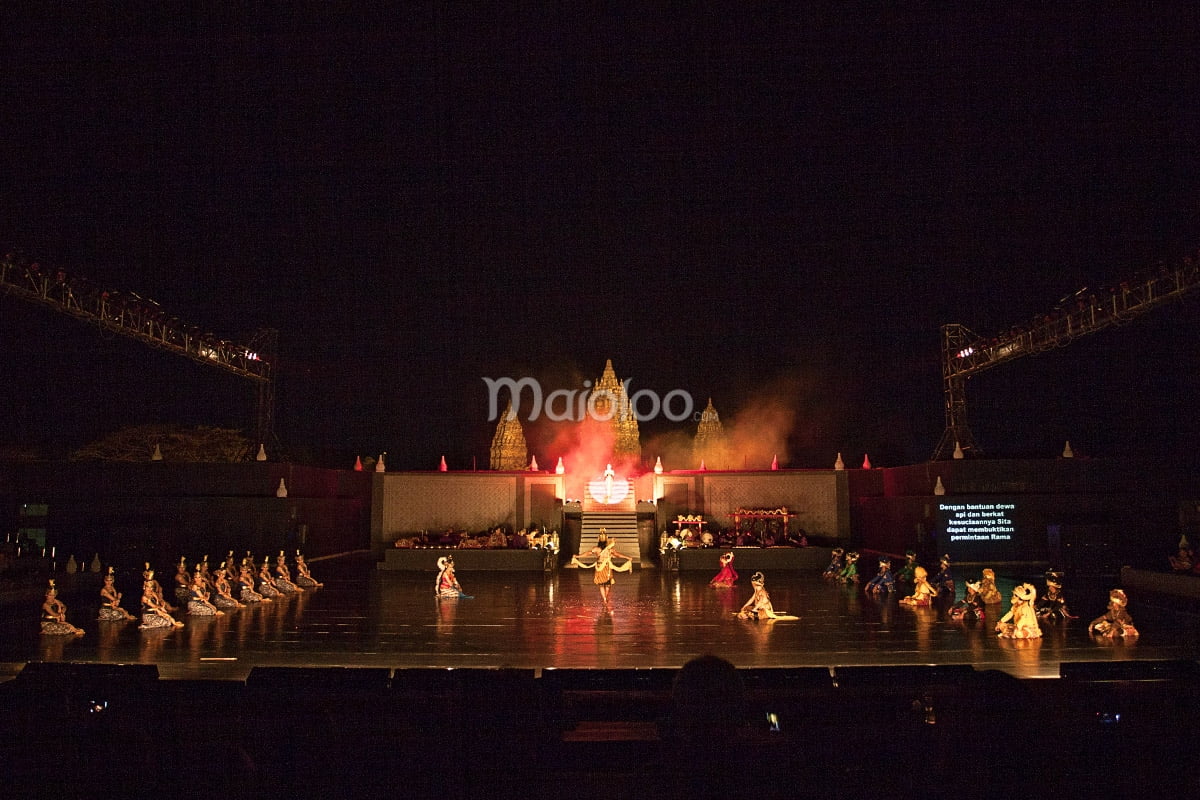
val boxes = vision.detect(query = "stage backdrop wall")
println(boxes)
[371,469,852,552]
[686,470,850,543]
[372,472,566,548]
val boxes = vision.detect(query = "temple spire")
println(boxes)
[489,400,529,470]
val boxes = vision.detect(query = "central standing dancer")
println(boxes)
[571,534,633,608]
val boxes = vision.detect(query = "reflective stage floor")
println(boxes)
[3,553,1199,682]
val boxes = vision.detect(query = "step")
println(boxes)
[579,512,640,563]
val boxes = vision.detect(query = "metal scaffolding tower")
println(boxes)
[1,253,277,446]
[932,252,1200,460]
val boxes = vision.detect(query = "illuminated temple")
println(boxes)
[489,400,528,470]
[591,359,640,463]
[692,397,729,469]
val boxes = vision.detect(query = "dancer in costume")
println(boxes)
[237,560,267,603]
[822,547,845,580]
[899,566,938,607]
[41,580,84,636]
[837,551,860,584]
[142,562,175,612]
[273,551,301,593]
[1035,570,1077,621]
[211,564,244,610]
[995,583,1042,639]
[710,551,738,588]
[258,557,283,599]
[1088,588,1138,639]
[864,557,895,595]
[931,554,955,598]
[571,538,633,608]
[978,568,1003,605]
[895,549,919,587]
[949,579,986,621]
[435,555,472,598]
[294,552,323,588]
[98,566,136,621]
[139,569,183,629]
[187,573,223,616]
[735,572,796,620]
[173,557,193,605]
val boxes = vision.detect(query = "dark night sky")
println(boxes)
[2,4,1198,470]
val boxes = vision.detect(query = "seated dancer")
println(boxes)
[931,554,955,598]
[864,556,895,595]
[822,547,846,579]
[144,562,176,612]
[736,571,793,620]
[895,549,919,588]
[41,579,85,636]
[899,566,938,607]
[196,555,213,590]
[995,583,1042,639]
[1168,536,1195,573]
[1035,569,1077,621]
[98,566,136,621]
[257,557,283,599]
[949,579,986,621]
[273,551,302,593]
[238,560,268,603]
[435,555,472,598]
[837,551,860,584]
[978,568,1003,605]
[571,536,633,608]
[294,552,323,588]
[187,573,224,616]
[211,564,244,610]
[1088,588,1139,639]
[173,557,193,605]
[139,569,183,629]
[709,551,738,588]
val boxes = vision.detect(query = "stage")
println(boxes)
[3,552,1198,682]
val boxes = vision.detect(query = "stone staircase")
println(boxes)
[578,511,641,566]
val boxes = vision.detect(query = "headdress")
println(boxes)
[1108,588,1128,607]
[878,557,891,569]
[846,551,859,563]
[46,579,57,594]
[1044,569,1063,587]
[982,568,995,580]
[751,571,765,584]
[1013,583,1036,602]
[965,579,981,594]
[437,556,452,570]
